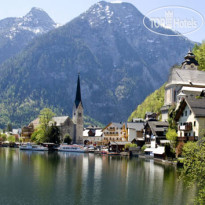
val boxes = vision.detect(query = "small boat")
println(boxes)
[19,143,48,151]
[57,144,86,153]
[107,152,120,156]
[101,148,109,154]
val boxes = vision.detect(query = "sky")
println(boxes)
[0,0,204,42]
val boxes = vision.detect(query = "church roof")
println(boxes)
[52,116,70,126]
[182,50,199,66]
[166,68,205,88]
[74,74,83,108]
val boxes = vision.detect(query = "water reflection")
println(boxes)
[0,148,195,205]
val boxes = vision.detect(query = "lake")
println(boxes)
[0,148,195,205]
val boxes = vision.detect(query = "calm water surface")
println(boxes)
[0,148,195,205]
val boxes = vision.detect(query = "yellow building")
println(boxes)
[102,122,128,144]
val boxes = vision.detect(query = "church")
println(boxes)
[21,74,84,144]
[161,50,205,121]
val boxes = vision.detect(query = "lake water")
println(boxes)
[0,148,195,205]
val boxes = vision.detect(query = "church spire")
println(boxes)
[74,74,83,108]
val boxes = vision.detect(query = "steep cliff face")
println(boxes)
[0,1,194,127]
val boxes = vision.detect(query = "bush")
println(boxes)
[141,145,147,152]
[64,134,72,144]
[7,135,16,143]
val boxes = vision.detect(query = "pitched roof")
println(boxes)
[52,116,70,126]
[147,121,169,137]
[186,98,205,118]
[74,74,83,108]
[127,122,144,131]
[175,98,205,120]
[167,68,205,87]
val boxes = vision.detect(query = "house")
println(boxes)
[145,112,157,121]
[127,122,144,146]
[21,74,84,144]
[144,121,169,145]
[175,97,205,142]
[102,122,128,145]
[161,50,205,121]
[83,126,103,145]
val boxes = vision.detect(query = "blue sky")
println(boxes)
[0,0,204,42]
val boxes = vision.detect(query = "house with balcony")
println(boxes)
[102,122,128,144]
[144,121,169,145]
[175,97,205,142]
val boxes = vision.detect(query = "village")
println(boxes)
[0,50,205,163]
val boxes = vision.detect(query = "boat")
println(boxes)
[57,144,87,153]
[101,148,109,154]
[107,152,120,156]
[19,143,49,151]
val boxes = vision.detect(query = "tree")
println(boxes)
[193,42,205,71]
[45,125,60,144]
[1,134,7,141]
[31,129,44,143]
[39,108,55,132]
[181,139,205,203]
[166,128,177,148]
[6,123,12,132]
[31,108,60,144]
[7,135,15,143]
[64,133,72,144]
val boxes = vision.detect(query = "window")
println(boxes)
[185,111,187,116]
[190,110,192,115]
[194,121,196,127]
[193,132,195,137]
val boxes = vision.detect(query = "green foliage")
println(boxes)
[84,115,104,128]
[31,129,44,143]
[64,133,72,145]
[7,135,16,143]
[166,128,177,148]
[168,105,177,130]
[39,108,55,132]
[181,139,205,204]
[31,108,60,144]
[128,84,165,121]
[45,125,60,144]
[193,42,205,71]
[6,123,12,132]
[125,143,138,149]
[1,134,7,141]
[141,145,147,152]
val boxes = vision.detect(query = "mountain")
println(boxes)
[0,1,194,128]
[128,84,165,121]
[0,7,57,64]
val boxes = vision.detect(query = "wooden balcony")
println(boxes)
[178,136,198,142]
[179,123,192,131]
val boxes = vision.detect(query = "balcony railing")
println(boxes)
[179,123,192,131]
[178,136,198,142]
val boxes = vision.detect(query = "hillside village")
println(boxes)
[1,49,205,160]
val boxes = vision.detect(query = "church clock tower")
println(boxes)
[72,74,84,144]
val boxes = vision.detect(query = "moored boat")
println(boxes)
[57,144,86,153]
[19,143,48,151]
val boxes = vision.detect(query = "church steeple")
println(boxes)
[74,74,83,108]
[181,49,199,70]
[72,74,84,144]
